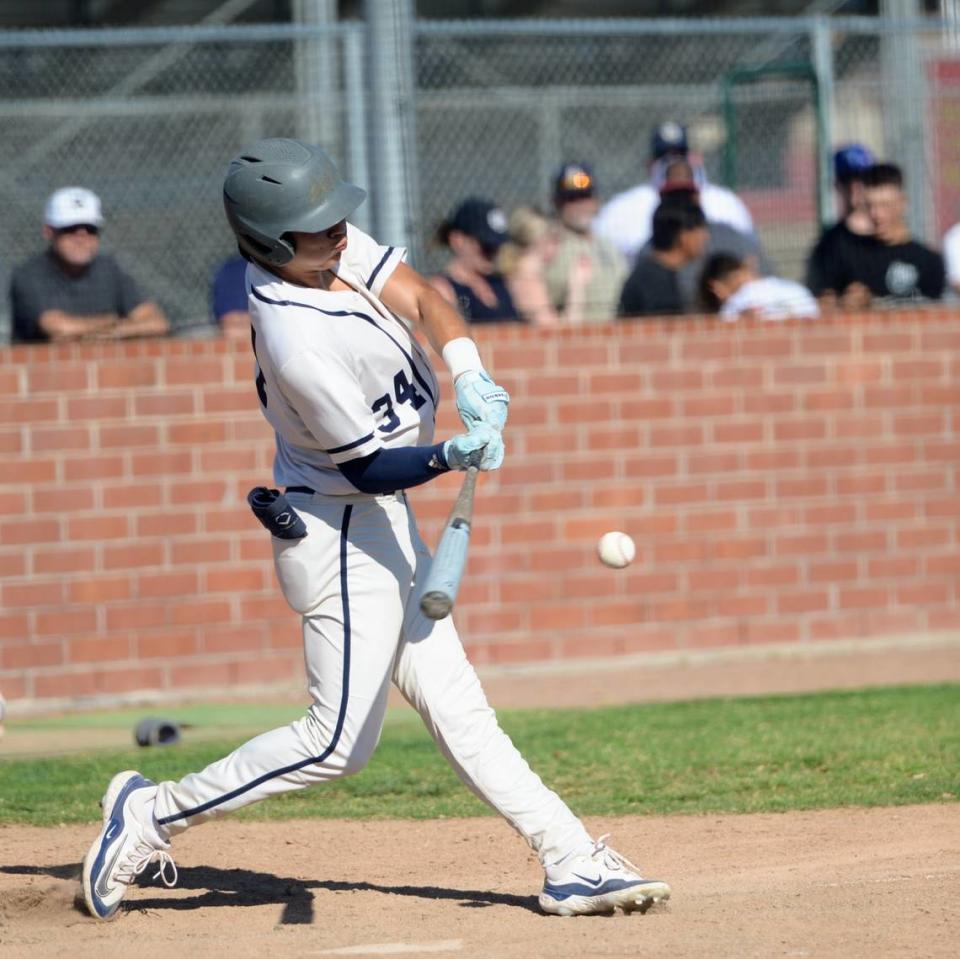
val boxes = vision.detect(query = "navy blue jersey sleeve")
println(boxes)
[212,256,250,322]
[337,443,448,494]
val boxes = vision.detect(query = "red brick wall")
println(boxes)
[2,312,959,710]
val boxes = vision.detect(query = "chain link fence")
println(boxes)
[0,23,367,340]
[0,16,957,340]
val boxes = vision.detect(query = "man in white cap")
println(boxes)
[9,187,169,343]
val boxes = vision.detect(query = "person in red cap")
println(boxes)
[506,162,627,326]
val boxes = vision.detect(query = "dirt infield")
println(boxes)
[2,640,959,957]
[1,806,958,959]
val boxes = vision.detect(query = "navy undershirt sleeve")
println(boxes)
[337,442,449,494]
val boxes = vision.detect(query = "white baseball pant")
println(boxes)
[152,489,593,868]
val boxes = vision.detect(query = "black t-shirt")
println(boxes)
[641,222,774,310]
[10,250,145,343]
[806,223,945,302]
[444,273,519,324]
[618,256,684,317]
[806,221,853,295]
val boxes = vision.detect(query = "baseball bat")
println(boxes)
[419,465,479,620]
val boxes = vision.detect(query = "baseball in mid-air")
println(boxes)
[597,531,636,569]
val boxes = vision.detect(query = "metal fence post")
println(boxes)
[344,24,372,235]
[293,0,340,155]
[364,0,416,251]
[812,15,835,228]
[539,95,562,210]
[881,0,930,240]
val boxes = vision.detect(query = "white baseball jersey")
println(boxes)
[246,224,439,494]
[720,276,819,321]
[594,181,755,262]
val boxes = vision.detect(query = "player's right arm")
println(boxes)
[383,261,470,355]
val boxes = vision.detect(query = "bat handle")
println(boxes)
[420,590,453,620]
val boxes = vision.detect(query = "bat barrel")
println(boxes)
[418,469,477,620]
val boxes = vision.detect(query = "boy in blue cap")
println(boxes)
[805,144,875,303]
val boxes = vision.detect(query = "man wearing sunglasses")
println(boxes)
[9,186,169,343]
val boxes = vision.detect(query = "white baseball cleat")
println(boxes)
[539,834,671,916]
[82,770,177,920]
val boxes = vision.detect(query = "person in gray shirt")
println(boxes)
[10,187,168,343]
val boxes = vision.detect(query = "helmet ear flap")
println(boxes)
[235,227,296,267]
[275,231,297,264]
[258,233,296,267]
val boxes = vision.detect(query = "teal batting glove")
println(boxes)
[443,423,504,471]
[455,369,509,432]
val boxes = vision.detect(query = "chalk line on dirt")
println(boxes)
[313,941,462,956]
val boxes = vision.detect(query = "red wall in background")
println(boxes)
[2,312,959,710]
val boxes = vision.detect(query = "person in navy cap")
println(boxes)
[650,120,690,160]
[593,120,755,263]
[429,197,520,324]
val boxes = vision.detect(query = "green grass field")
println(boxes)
[1,685,957,827]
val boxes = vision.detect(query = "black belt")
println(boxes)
[286,485,400,497]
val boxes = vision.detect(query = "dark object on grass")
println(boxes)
[134,717,182,748]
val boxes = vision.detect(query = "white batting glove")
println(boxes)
[443,423,504,471]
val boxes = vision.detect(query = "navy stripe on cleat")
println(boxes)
[539,834,671,917]
[82,770,177,920]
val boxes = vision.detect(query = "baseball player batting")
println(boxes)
[80,139,670,920]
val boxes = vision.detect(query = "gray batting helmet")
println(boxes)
[223,138,366,266]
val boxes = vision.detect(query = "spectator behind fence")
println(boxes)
[700,252,819,321]
[805,163,944,309]
[939,216,960,298]
[429,197,520,324]
[211,253,251,340]
[618,197,708,317]
[650,158,774,310]
[9,187,169,343]
[594,121,755,263]
[806,144,876,304]
[505,163,627,326]
[498,206,563,327]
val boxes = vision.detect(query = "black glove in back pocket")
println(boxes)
[247,487,308,540]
